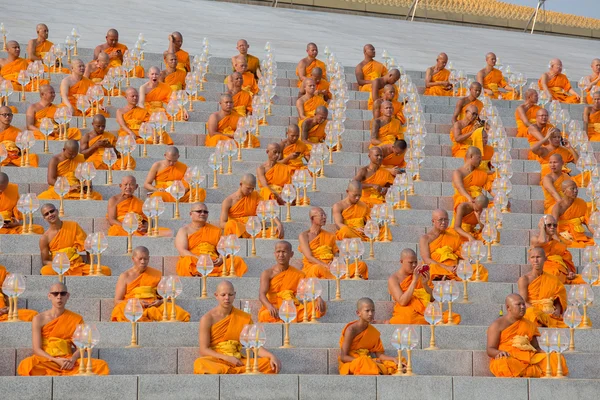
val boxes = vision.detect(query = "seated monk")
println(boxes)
[165,32,191,72]
[26,84,82,141]
[225,57,258,95]
[228,72,252,116]
[232,39,261,79]
[450,105,485,158]
[334,181,387,241]
[539,58,580,104]
[541,154,571,213]
[0,106,40,167]
[138,67,181,118]
[59,59,108,118]
[583,59,600,105]
[160,52,187,91]
[476,52,516,100]
[257,143,297,205]
[220,174,283,238]
[451,82,483,124]
[372,84,406,125]
[206,94,259,148]
[424,53,454,96]
[39,204,111,276]
[300,106,328,145]
[453,195,490,243]
[296,78,328,128]
[368,69,401,110]
[370,101,404,148]
[452,146,492,212]
[194,280,280,374]
[531,128,583,181]
[38,140,102,200]
[354,147,395,207]
[26,24,52,61]
[518,248,570,328]
[117,87,172,145]
[525,108,554,148]
[176,203,247,277]
[531,215,585,284]
[144,146,199,203]
[296,43,327,87]
[81,115,136,171]
[515,89,542,139]
[298,67,331,102]
[84,52,110,84]
[339,297,400,375]
[380,139,407,173]
[94,28,143,76]
[17,282,109,376]
[488,294,567,377]
[551,180,594,248]
[0,172,43,234]
[0,41,48,91]
[299,207,367,279]
[107,176,172,237]
[258,241,326,322]
[583,91,600,141]
[420,209,487,281]
[355,44,388,93]
[111,246,190,322]
[279,124,310,172]
[1,264,38,321]
[388,249,459,324]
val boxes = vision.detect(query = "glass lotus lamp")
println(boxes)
[223,140,237,175]
[307,158,320,192]
[549,329,568,378]
[240,324,253,373]
[72,324,88,375]
[329,257,347,301]
[54,176,70,216]
[400,326,418,376]
[196,254,214,299]
[279,299,297,348]
[208,153,222,189]
[248,324,267,373]
[442,281,460,325]
[245,216,261,256]
[363,220,380,259]
[281,184,295,222]
[39,117,54,153]
[424,301,443,350]
[138,122,153,158]
[52,252,70,283]
[563,306,582,352]
[102,148,117,185]
[121,212,138,254]
[457,260,472,302]
[575,285,593,329]
[124,298,143,347]
[167,180,186,219]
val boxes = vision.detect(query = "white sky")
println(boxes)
[503,0,600,19]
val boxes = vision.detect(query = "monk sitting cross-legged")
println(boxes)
[228,72,252,117]
[258,241,326,323]
[0,41,49,91]
[298,67,331,102]
[583,91,600,141]
[139,67,186,119]
[487,294,567,378]
[541,154,571,214]
[176,203,247,277]
[94,28,143,77]
[339,297,401,375]
[450,105,484,158]
[225,56,258,95]
[354,147,395,208]
[81,115,136,171]
[531,128,580,181]
[0,172,43,234]
[379,139,407,173]
[368,69,401,111]
[539,58,580,104]
[160,52,188,92]
[0,106,40,167]
[84,52,110,84]
[372,84,406,125]
[551,179,594,248]
[420,209,487,281]
[370,101,404,148]
[17,283,110,376]
[194,280,280,374]
[453,195,489,243]
[515,89,542,139]
[300,106,328,145]
[117,87,172,145]
[220,173,283,239]
[144,146,199,203]
[388,249,460,324]
[424,53,454,97]
[165,32,191,73]
[477,52,516,100]
[59,59,109,118]
[333,180,387,241]
[1,264,38,321]
[296,43,327,88]
[355,44,388,93]
[451,82,483,124]
[279,124,310,173]
[206,94,259,148]
[111,246,190,322]
[452,146,492,212]
[526,108,554,149]
[299,207,368,279]
[231,39,261,79]
[257,143,298,205]
[38,140,102,200]
[26,23,52,61]
[296,78,328,128]
[26,84,82,141]
[39,203,111,276]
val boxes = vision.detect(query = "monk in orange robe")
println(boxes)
[117,87,172,145]
[221,174,283,239]
[26,84,82,141]
[279,125,309,172]
[26,24,52,61]
[194,281,280,374]
[256,143,297,204]
[0,264,38,321]
[0,106,40,167]
[139,67,175,115]
[165,32,191,72]
[39,204,111,276]
[488,294,567,377]
[519,248,572,328]
[525,109,554,150]
[60,59,109,118]
[450,105,484,158]
[298,67,331,102]
[225,57,259,95]
[389,249,460,324]
[355,147,395,207]
[541,155,571,213]
[452,147,491,211]
[531,128,584,182]
[584,91,600,141]
[207,94,259,148]
[299,207,368,279]
[370,101,403,148]
[84,52,110,83]
[0,41,49,91]
[17,282,109,376]
[144,146,199,203]
[297,78,328,128]
[93,29,143,76]
[0,172,43,234]
[296,43,327,87]
[552,180,594,248]
[333,181,389,241]
[368,69,401,110]
[453,195,489,243]
[424,53,454,96]
[339,298,399,375]
[232,39,261,78]
[112,246,190,322]
[161,53,187,91]
[228,72,252,116]
[420,209,488,281]
[515,89,542,139]
[539,58,580,103]
[379,140,407,172]
[355,44,388,93]
[583,59,600,104]
[300,106,328,144]
[38,140,103,200]
[176,203,247,277]
[81,115,136,170]
[451,82,483,123]
[477,52,516,100]
[258,241,326,322]
[372,85,406,124]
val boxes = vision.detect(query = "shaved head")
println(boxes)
[216,280,235,293]
[347,180,362,191]
[165,146,180,157]
[132,246,150,257]
[97,52,109,62]
[277,240,293,252]
[357,297,375,310]
[432,209,449,220]
[267,142,281,152]
[49,282,68,293]
[549,153,563,163]
[474,195,489,208]
[92,114,106,124]
[107,29,119,36]
[241,173,256,186]
[64,139,79,152]
[0,172,9,186]
[400,248,417,259]
[39,84,54,95]
[466,146,482,158]
[505,293,523,309]
[148,66,161,75]
[171,31,183,40]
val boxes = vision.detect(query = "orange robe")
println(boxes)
[525,123,553,148]
[336,201,388,242]
[298,96,328,128]
[104,43,144,77]
[338,322,397,375]
[539,73,579,103]
[424,69,453,96]
[144,82,172,114]
[258,266,325,323]
[315,79,332,101]
[0,125,40,167]
[587,109,600,141]
[111,266,190,322]
[0,58,48,91]
[17,310,110,376]
[89,65,110,83]
[206,113,259,148]
[489,319,567,377]
[38,154,103,200]
[225,72,258,95]
[224,191,262,238]
[368,87,399,111]
[107,196,165,237]
[483,69,515,100]
[539,240,585,284]
[33,104,82,140]
[390,101,406,124]
[428,230,488,281]
[176,223,248,277]
[232,90,252,116]
[515,105,541,139]
[359,61,388,92]
[0,265,38,321]
[164,69,187,91]
[361,168,394,207]
[87,132,136,170]
[452,169,489,212]
[556,198,594,248]
[259,163,292,201]
[302,120,327,144]
[301,230,368,279]
[451,123,482,158]
[150,161,198,203]
[537,147,586,185]
[297,59,327,87]
[456,210,483,242]
[242,54,261,78]
[67,77,109,117]
[117,106,173,145]
[194,308,275,374]
[382,150,405,169]
[282,141,309,172]
[456,99,483,121]
[175,49,191,72]
[0,183,43,234]
[370,118,403,148]
[523,273,569,328]
[34,40,54,58]
[389,274,460,324]
[40,221,111,276]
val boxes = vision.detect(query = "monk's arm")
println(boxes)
[388,274,415,307]
[530,135,550,157]
[59,79,74,113]
[541,176,562,203]
[174,228,195,257]
[300,121,310,142]
[197,315,242,364]
[452,170,473,202]
[453,206,475,242]
[486,321,508,358]
[137,85,147,108]
[26,40,38,61]
[419,235,450,272]
[298,233,328,267]
[83,61,94,79]
[517,277,531,307]
[257,347,281,373]
[25,106,38,131]
[113,274,127,305]
[259,270,279,319]
[424,67,435,88]
[106,197,121,227]
[372,100,382,119]
[274,217,284,239]
[158,71,167,83]
[93,45,102,60]
[527,126,545,142]
[296,60,307,81]
[451,99,465,124]
[530,336,542,352]
[296,98,306,120]
[143,163,160,192]
[116,109,136,136]
[219,198,231,229]
[515,106,533,129]
[539,74,552,99]
[476,71,492,95]
[583,107,591,133]
[31,316,79,367]
[452,124,473,143]
[79,135,98,158]
[340,324,359,362]
[370,122,383,147]
[332,203,349,231]
[550,203,562,223]
[563,140,579,163]
[371,80,381,104]
[39,235,52,267]
[46,157,59,186]
[355,64,368,87]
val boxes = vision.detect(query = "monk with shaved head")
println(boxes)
[370,100,404,148]
[279,124,310,172]
[300,105,328,144]
[355,44,388,93]
[226,56,258,95]
[81,114,137,170]
[297,67,331,101]
[424,53,454,96]
[551,179,594,248]
[232,39,261,79]
[26,84,82,140]
[296,78,328,128]
[257,143,297,205]
[84,52,111,83]
[333,180,386,241]
[372,84,406,124]
[26,23,52,61]
[207,93,259,147]
[144,146,197,203]
[515,89,541,138]
[0,105,40,167]
[487,293,567,377]
[0,40,49,91]
[541,153,571,213]
[296,43,326,87]
[452,146,491,212]
[368,69,401,111]
[531,127,583,181]
[584,58,600,104]
[227,72,252,116]
[451,82,483,123]
[160,52,188,91]
[0,172,43,234]
[525,108,554,151]
[539,58,580,103]
[94,28,143,77]
[138,66,181,118]
[476,52,515,99]
[354,147,395,208]
[450,104,484,158]
[60,59,109,117]
[584,91,600,141]
[165,31,191,72]
[194,280,280,374]
[453,194,490,242]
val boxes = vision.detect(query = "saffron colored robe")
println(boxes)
[302,120,327,144]
[224,191,262,238]
[298,96,328,128]
[539,239,585,284]
[523,272,569,328]
[297,59,327,87]
[515,105,541,139]
[0,58,49,91]
[338,322,398,375]
[205,113,259,148]
[0,125,40,167]
[587,109,600,141]
[164,69,187,91]
[483,69,515,100]
[428,230,488,282]
[0,183,43,234]
[283,141,309,172]
[556,198,594,248]
[424,69,453,96]
[360,168,394,207]
[67,77,109,117]
[451,123,482,158]
[456,99,483,121]
[0,265,38,321]
[359,61,388,93]
[336,202,389,242]
[542,173,568,213]
[33,104,82,140]
[539,73,579,103]
[259,163,293,201]
[232,90,252,116]
[149,161,198,203]
[107,196,167,237]
[38,154,103,200]
[452,169,490,212]
[370,118,403,149]
[301,230,367,279]
[86,132,136,170]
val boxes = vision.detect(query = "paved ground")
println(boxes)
[3,0,596,78]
